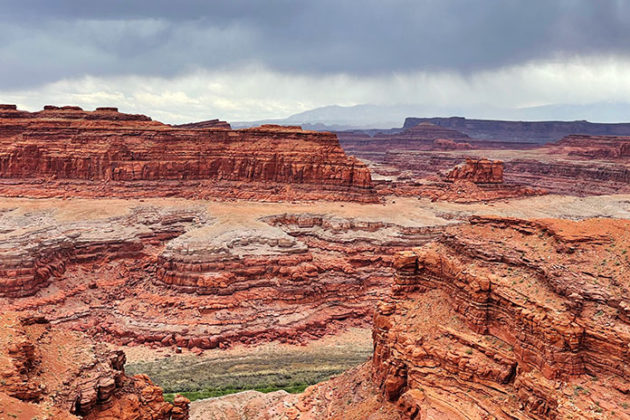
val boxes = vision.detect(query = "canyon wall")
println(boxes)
[370,216,630,419]
[227,216,630,419]
[383,146,630,196]
[403,116,630,143]
[0,105,375,202]
[549,134,630,159]
[0,203,445,350]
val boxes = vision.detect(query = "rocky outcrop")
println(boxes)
[0,206,205,298]
[549,134,630,159]
[1,203,445,350]
[403,116,630,143]
[0,106,375,202]
[172,119,232,129]
[0,312,189,419]
[444,158,504,183]
[432,138,472,150]
[220,217,630,419]
[382,149,630,196]
[371,216,630,419]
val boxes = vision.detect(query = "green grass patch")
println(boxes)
[163,382,310,403]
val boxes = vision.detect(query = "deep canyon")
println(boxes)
[0,105,629,420]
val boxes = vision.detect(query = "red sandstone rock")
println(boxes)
[0,106,375,202]
[0,312,189,419]
[548,134,630,159]
[226,217,630,419]
[444,158,504,183]
[0,205,442,349]
[379,147,630,196]
[432,137,472,150]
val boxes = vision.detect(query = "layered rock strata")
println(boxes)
[549,134,630,159]
[0,312,189,420]
[382,147,630,196]
[369,216,630,419]
[0,205,444,350]
[444,158,504,183]
[0,206,206,298]
[403,116,630,143]
[0,106,375,202]
[205,216,630,419]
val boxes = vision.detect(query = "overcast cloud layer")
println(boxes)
[1,0,629,124]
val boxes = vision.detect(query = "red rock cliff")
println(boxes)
[0,106,375,202]
[0,312,189,420]
[549,134,630,159]
[250,217,630,419]
[445,158,504,183]
[371,217,630,419]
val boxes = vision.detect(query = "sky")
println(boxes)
[1,0,629,124]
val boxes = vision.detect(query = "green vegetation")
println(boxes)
[163,382,311,403]
[127,342,372,404]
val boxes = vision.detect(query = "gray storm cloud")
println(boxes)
[1,0,629,124]
[1,0,630,89]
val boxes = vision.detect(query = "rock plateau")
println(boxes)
[0,105,374,202]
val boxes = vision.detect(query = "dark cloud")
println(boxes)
[1,0,629,89]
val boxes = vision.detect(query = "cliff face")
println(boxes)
[403,116,630,143]
[382,149,630,196]
[233,217,630,419]
[0,106,374,202]
[550,134,630,159]
[0,312,189,420]
[445,158,504,183]
[371,216,630,419]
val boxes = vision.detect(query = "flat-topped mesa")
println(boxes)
[549,134,630,159]
[445,158,504,183]
[401,122,472,142]
[0,105,375,201]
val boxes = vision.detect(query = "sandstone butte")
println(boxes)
[0,104,375,202]
[374,156,545,203]
[444,158,504,184]
[0,312,190,420]
[207,216,630,419]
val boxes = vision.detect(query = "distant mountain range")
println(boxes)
[231,102,630,131]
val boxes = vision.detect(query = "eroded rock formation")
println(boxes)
[549,134,630,159]
[381,146,630,196]
[0,203,445,350]
[444,158,504,183]
[403,116,630,143]
[370,216,630,419]
[0,312,189,420]
[0,106,375,202]
[200,216,630,419]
